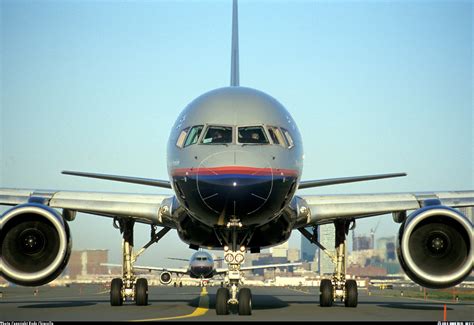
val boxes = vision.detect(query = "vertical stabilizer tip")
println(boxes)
[230,0,240,87]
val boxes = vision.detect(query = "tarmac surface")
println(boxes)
[1,284,472,322]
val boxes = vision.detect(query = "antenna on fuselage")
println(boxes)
[230,0,240,87]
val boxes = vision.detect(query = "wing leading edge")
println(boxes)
[295,190,474,227]
[62,170,172,189]
[0,188,174,226]
[298,173,407,189]
[102,263,188,275]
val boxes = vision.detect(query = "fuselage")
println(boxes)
[167,87,304,229]
[188,251,215,278]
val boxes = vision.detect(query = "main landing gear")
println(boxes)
[109,218,171,306]
[300,220,358,308]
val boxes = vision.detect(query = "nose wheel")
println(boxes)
[216,287,230,315]
[215,236,253,316]
[238,288,252,315]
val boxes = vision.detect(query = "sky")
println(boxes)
[1,0,472,268]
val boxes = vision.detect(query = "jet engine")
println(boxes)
[159,271,172,285]
[0,203,72,286]
[397,205,473,289]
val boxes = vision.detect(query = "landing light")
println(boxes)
[232,182,237,187]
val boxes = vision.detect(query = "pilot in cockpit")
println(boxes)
[212,130,224,143]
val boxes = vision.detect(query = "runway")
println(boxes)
[1,284,472,321]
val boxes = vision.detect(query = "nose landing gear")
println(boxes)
[215,217,253,316]
[216,244,252,316]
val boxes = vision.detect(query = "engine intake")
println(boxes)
[398,205,473,289]
[0,203,72,286]
[159,271,172,285]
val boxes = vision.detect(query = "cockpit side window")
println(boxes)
[176,127,189,148]
[202,126,233,144]
[184,125,203,147]
[267,126,287,147]
[237,126,269,144]
[281,127,295,148]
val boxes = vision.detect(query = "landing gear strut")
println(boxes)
[109,218,170,306]
[299,220,358,308]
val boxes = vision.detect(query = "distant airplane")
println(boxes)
[103,250,301,287]
[1,0,472,317]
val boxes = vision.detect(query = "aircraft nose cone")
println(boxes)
[196,150,273,218]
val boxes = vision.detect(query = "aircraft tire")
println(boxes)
[215,287,230,315]
[344,280,358,307]
[319,279,333,307]
[110,278,123,306]
[135,278,148,306]
[238,288,252,316]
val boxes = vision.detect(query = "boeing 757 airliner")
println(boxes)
[0,0,472,316]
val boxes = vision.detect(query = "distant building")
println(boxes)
[287,248,300,262]
[348,249,374,266]
[347,264,387,277]
[270,241,288,258]
[251,255,293,276]
[300,228,317,262]
[376,236,396,261]
[459,207,474,223]
[353,235,372,251]
[382,261,401,274]
[68,249,108,279]
[319,224,335,275]
[212,253,224,269]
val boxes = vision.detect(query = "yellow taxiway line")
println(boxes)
[132,287,209,322]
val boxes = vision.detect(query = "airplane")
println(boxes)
[0,0,473,317]
[102,250,301,288]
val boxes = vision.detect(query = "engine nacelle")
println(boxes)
[0,203,72,286]
[397,205,473,289]
[159,271,172,285]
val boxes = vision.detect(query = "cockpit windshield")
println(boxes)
[267,126,287,146]
[202,126,232,144]
[237,126,269,144]
[184,125,203,147]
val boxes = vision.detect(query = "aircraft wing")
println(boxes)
[215,262,302,274]
[0,188,175,226]
[102,263,188,275]
[294,190,474,227]
[166,257,190,262]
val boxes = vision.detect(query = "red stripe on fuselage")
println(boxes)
[171,166,299,177]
